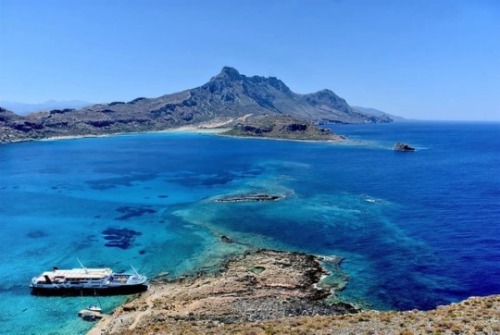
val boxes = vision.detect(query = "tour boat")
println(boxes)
[30,259,148,296]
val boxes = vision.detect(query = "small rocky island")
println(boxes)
[221,115,344,141]
[394,142,415,152]
[213,193,284,203]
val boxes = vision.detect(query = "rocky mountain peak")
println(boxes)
[212,66,242,81]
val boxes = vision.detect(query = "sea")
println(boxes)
[0,122,499,334]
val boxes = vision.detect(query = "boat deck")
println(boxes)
[40,268,112,279]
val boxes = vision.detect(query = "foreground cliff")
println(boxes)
[89,250,499,335]
[1,67,392,143]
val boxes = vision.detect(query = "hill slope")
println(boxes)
[0,67,392,143]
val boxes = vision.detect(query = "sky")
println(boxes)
[0,0,499,121]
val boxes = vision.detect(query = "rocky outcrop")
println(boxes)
[88,250,354,335]
[213,193,284,203]
[88,249,500,335]
[1,67,393,144]
[222,115,344,141]
[394,142,415,152]
[101,295,500,335]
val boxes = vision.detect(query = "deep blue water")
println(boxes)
[0,122,499,334]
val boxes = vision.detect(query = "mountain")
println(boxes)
[0,67,393,143]
[352,106,405,122]
[0,100,92,116]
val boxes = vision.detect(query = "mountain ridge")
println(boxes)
[0,67,393,143]
[0,100,92,116]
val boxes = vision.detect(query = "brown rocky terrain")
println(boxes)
[88,250,355,335]
[221,114,344,141]
[88,250,499,335]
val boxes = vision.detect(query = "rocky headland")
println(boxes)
[221,115,344,141]
[88,250,355,335]
[0,67,393,144]
[88,249,499,335]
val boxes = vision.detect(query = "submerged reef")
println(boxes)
[102,227,142,249]
[114,206,157,221]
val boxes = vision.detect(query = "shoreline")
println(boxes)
[2,125,351,145]
[217,132,345,144]
[88,249,355,335]
[87,248,500,335]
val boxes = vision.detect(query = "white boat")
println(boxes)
[87,305,102,313]
[30,259,148,296]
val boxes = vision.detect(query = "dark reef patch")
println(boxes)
[102,227,142,249]
[115,206,157,221]
[168,172,235,187]
[86,173,155,190]
[26,230,49,239]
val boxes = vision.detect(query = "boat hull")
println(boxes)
[30,283,149,296]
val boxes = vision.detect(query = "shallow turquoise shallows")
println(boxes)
[0,122,499,334]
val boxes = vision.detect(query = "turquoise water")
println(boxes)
[0,122,499,334]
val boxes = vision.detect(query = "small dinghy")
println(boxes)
[87,305,102,313]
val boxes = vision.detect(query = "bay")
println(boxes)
[0,122,499,334]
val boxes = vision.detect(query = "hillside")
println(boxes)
[353,106,406,122]
[89,249,499,335]
[0,67,392,143]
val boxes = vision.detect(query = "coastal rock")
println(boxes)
[220,235,234,243]
[394,142,415,152]
[213,193,284,203]
[88,250,354,335]
[88,249,500,335]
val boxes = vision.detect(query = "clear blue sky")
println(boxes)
[1,0,499,120]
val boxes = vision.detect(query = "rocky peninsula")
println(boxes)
[88,250,355,335]
[89,249,499,335]
[221,115,344,141]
